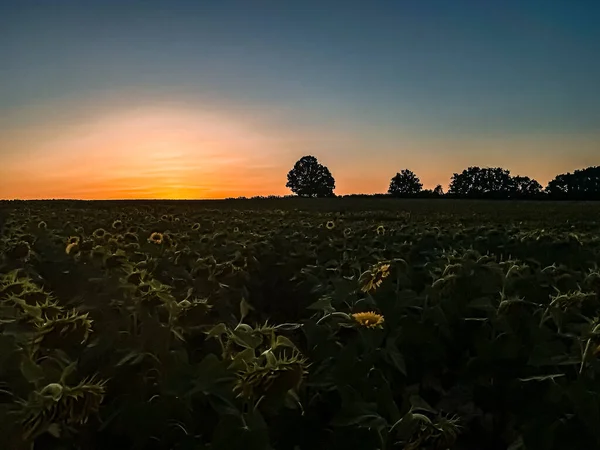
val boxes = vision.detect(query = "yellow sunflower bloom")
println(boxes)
[359,262,392,293]
[352,311,385,328]
[148,232,164,244]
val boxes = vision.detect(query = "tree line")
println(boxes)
[285,155,600,200]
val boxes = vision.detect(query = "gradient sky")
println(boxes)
[1,0,599,199]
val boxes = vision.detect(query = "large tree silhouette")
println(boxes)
[546,166,600,199]
[512,176,543,198]
[448,167,515,198]
[388,169,423,197]
[286,156,335,197]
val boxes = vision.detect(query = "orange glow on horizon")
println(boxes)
[1,101,598,200]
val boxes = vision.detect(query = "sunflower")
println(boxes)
[38,221,47,229]
[326,220,336,230]
[67,236,80,245]
[352,311,385,328]
[376,225,385,235]
[343,227,352,237]
[65,243,80,255]
[112,220,123,230]
[191,222,201,231]
[359,262,392,293]
[123,232,139,243]
[148,232,164,244]
[92,228,106,239]
[233,227,240,233]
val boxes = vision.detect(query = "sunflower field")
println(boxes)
[1,199,600,450]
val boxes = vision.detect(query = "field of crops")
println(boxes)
[1,199,600,450]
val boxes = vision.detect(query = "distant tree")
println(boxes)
[546,166,600,199]
[512,176,543,198]
[433,184,444,196]
[388,169,423,197]
[286,155,335,197]
[448,167,515,198]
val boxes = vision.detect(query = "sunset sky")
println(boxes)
[1,0,599,199]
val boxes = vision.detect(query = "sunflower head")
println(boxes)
[233,227,240,233]
[192,222,201,231]
[92,228,107,239]
[123,232,139,243]
[67,236,80,245]
[376,225,385,235]
[65,242,80,255]
[352,311,385,329]
[148,232,164,244]
[112,219,123,230]
[8,241,31,260]
[38,221,47,230]
[326,220,336,230]
[32,310,93,353]
[21,377,107,440]
[359,262,392,293]
[234,352,309,401]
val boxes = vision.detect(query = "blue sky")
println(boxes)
[1,0,599,198]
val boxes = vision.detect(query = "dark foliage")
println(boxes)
[546,166,600,200]
[286,156,336,198]
[388,169,423,197]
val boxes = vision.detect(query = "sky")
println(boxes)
[1,0,599,199]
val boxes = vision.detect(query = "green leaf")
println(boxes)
[409,395,437,414]
[307,296,335,312]
[228,348,256,371]
[273,335,297,350]
[20,357,44,384]
[206,323,228,339]
[385,336,407,376]
[230,329,263,349]
[239,297,254,322]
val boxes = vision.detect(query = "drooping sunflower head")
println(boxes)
[67,236,80,245]
[123,232,139,243]
[8,241,31,260]
[234,352,309,401]
[352,311,385,329]
[359,262,392,293]
[92,228,107,239]
[38,221,47,230]
[233,227,240,233]
[192,222,201,231]
[376,225,385,235]
[21,377,107,440]
[65,242,80,255]
[148,232,164,244]
[32,310,93,352]
[326,220,336,230]
[112,219,123,230]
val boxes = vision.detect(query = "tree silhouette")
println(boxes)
[433,184,444,196]
[448,167,515,198]
[286,155,335,197]
[388,170,423,197]
[546,166,600,199]
[512,176,542,198]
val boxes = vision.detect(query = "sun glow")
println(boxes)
[0,103,293,199]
